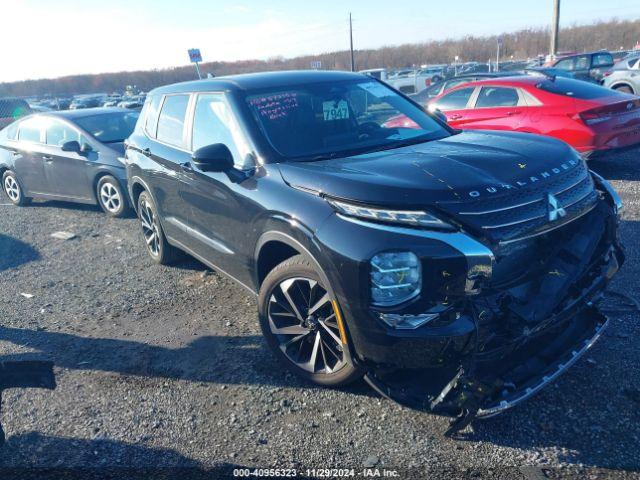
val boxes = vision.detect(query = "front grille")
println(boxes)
[439,162,599,244]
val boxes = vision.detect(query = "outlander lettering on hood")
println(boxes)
[467,157,581,198]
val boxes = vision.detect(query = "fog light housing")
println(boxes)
[378,312,439,329]
[370,252,421,306]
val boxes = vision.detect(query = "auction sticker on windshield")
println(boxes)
[323,100,349,121]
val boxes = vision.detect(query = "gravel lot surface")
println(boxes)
[0,148,639,479]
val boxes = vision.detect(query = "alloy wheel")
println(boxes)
[4,176,20,202]
[99,182,121,213]
[267,277,345,374]
[139,198,160,257]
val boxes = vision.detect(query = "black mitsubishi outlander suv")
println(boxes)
[125,71,623,429]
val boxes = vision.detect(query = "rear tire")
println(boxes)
[97,175,127,218]
[258,254,363,387]
[137,191,182,265]
[614,85,634,95]
[2,170,30,206]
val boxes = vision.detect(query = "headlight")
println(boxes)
[329,199,453,230]
[370,252,421,306]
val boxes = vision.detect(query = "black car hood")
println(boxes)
[278,130,580,207]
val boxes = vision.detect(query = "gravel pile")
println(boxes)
[0,149,639,477]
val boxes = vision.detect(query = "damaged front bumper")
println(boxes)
[361,195,624,432]
[476,306,607,418]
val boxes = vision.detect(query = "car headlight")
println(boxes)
[370,252,421,306]
[329,199,453,230]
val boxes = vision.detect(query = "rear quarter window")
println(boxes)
[143,95,163,138]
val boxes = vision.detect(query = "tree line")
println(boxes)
[1,18,638,98]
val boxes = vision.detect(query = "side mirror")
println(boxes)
[192,143,234,172]
[61,140,81,153]
[428,106,448,124]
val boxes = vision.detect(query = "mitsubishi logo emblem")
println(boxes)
[547,193,567,222]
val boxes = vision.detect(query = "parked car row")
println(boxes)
[0,70,627,429]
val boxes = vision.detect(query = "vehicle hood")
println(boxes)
[277,130,581,207]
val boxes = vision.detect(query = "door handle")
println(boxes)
[142,147,151,157]
[11,151,20,156]
[449,114,463,120]
[506,111,521,116]
[42,155,54,162]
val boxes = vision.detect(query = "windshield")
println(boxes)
[244,79,449,161]
[74,111,139,143]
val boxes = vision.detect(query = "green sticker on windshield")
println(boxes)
[322,100,349,121]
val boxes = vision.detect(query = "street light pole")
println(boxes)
[349,13,355,72]
[550,0,561,58]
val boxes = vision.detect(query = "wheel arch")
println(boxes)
[610,81,636,94]
[92,170,128,206]
[128,176,152,214]
[255,230,331,293]
[255,229,360,369]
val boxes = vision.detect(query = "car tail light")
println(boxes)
[425,78,431,87]
[603,70,612,77]
[578,111,612,125]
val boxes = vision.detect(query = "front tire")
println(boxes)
[97,175,127,218]
[137,191,181,265]
[2,170,30,206]
[258,254,363,387]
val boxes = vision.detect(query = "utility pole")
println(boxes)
[550,0,560,58]
[349,13,355,72]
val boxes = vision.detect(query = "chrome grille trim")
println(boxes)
[482,213,545,230]
[481,188,596,230]
[498,203,598,245]
[458,197,542,216]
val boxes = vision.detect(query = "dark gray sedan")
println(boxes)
[0,108,138,217]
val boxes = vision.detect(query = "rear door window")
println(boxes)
[434,87,475,111]
[156,95,190,147]
[575,55,590,70]
[475,87,520,108]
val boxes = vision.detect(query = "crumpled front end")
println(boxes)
[364,184,624,433]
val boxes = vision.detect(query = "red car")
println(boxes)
[386,76,640,157]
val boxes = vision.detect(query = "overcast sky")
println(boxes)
[1,0,638,82]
